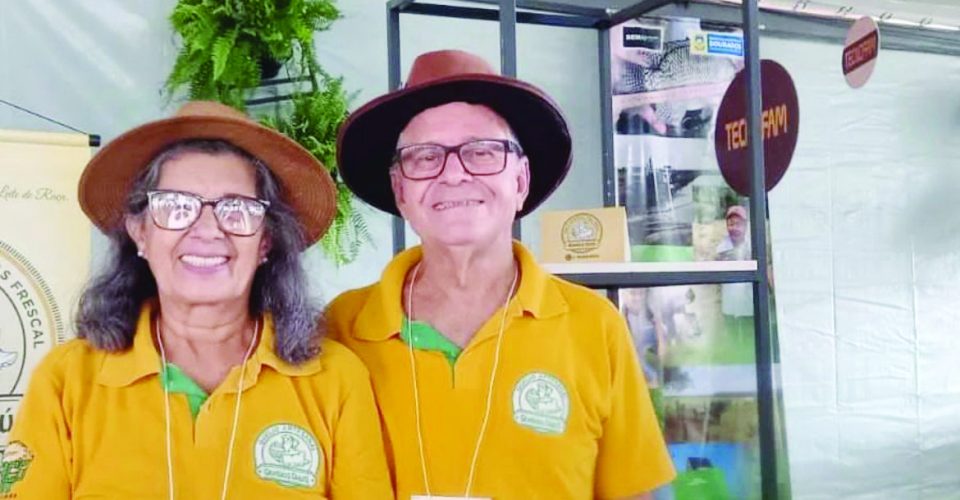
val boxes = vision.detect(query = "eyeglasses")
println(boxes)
[146,190,270,237]
[394,139,524,180]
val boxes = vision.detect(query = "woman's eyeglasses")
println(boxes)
[146,190,270,237]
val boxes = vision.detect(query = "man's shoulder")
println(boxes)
[317,337,371,380]
[325,283,379,335]
[547,273,622,319]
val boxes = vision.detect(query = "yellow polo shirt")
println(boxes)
[326,242,676,499]
[6,303,392,499]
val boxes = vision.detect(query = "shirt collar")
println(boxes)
[351,241,568,343]
[254,314,323,377]
[97,302,162,387]
[98,302,322,388]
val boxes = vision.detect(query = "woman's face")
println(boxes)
[126,151,270,310]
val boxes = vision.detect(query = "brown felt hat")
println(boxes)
[337,49,572,217]
[78,101,337,246]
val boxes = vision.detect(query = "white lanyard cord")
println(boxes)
[155,317,259,500]
[406,261,518,498]
[406,263,431,496]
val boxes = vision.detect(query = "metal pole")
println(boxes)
[499,0,523,240]
[403,3,600,28]
[606,0,677,28]
[470,0,608,18]
[499,0,518,77]
[388,3,407,255]
[598,28,615,207]
[742,0,777,497]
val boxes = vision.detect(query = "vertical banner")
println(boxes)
[612,17,791,500]
[611,18,744,263]
[0,130,91,443]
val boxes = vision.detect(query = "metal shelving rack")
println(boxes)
[386,0,781,496]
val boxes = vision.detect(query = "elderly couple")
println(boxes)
[8,50,674,499]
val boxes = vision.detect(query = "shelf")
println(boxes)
[543,260,757,287]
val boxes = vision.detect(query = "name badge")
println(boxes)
[412,496,491,500]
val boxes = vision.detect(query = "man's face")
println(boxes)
[390,102,530,247]
[726,214,747,245]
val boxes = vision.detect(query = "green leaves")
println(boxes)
[211,29,238,81]
[261,74,371,265]
[165,0,340,109]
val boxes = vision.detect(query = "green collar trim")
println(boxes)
[400,317,463,367]
[159,363,209,419]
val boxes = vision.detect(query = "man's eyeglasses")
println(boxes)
[394,139,524,180]
[146,190,270,237]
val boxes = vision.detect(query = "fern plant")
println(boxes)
[262,71,372,266]
[166,0,338,108]
[165,0,372,265]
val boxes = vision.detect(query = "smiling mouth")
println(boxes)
[180,255,229,267]
[432,200,484,211]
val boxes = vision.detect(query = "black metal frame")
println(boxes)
[558,268,759,287]
[386,0,780,496]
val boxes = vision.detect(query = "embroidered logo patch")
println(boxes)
[512,372,570,434]
[0,441,33,493]
[254,424,321,488]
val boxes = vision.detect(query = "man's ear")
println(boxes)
[515,157,531,212]
[390,167,407,210]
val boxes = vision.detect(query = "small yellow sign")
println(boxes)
[540,207,629,263]
[690,32,708,55]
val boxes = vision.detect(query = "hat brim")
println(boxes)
[79,114,337,246]
[337,74,572,217]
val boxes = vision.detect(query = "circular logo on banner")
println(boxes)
[512,372,570,434]
[254,423,321,488]
[714,59,800,196]
[843,16,880,89]
[0,241,62,396]
[561,213,603,255]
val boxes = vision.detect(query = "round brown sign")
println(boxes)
[714,59,799,196]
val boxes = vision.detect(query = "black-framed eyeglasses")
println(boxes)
[146,190,271,237]
[394,139,524,180]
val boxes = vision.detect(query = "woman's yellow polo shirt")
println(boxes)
[5,304,392,499]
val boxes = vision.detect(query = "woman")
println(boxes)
[6,102,392,499]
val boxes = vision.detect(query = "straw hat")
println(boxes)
[78,101,337,245]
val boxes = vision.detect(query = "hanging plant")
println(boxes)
[166,0,338,108]
[165,0,371,265]
[262,68,372,266]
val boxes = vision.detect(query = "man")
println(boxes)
[329,50,675,499]
[716,205,750,263]
[716,205,753,347]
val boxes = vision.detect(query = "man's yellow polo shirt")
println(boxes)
[326,242,676,499]
[6,303,392,499]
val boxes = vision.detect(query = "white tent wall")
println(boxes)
[3,1,959,499]
[763,35,960,499]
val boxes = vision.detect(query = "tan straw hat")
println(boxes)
[78,101,337,246]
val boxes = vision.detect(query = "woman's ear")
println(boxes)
[258,232,273,263]
[125,216,147,256]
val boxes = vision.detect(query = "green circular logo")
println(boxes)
[512,372,570,434]
[254,423,321,489]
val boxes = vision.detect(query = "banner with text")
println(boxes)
[0,129,91,442]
